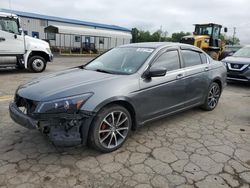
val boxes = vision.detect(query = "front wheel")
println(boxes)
[201,82,221,111]
[88,105,132,152]
[28,56,46,73]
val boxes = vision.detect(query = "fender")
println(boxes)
[90,96,139,129]
[23,50,52,68]
[93,96,136,114]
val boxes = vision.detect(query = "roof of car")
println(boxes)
[120,42,198,50]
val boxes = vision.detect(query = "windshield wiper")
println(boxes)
[95,69,115,74]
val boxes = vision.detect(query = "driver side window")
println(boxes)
[0,17,19,34]
[151,50,181,71]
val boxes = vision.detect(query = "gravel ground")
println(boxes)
[0,57,249,188]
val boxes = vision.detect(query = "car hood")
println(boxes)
[222,56,250,64]
[17,67,122,101]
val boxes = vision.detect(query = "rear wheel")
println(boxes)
[28,56,46,73]
[201,82,221,111]
[88,105,132,152]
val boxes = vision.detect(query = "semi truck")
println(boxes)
[0,12,53,72]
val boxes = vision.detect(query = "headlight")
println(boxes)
[204,39,210,43]
[36,93,93,113]
[46,48,52,54]
[222,61,227,67]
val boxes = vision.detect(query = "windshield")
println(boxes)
[85,47,154,75]
[195,26,213,35]
[233,47,250,58]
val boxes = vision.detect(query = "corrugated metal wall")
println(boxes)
[19,16,131,52]
[20,17,48,39]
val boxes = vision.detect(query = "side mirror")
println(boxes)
[224,27,228,33]
[18,28,23,35]
[145,67,167,78]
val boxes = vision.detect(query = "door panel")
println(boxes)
[136,70,186,121]
[0,30,25,55]
[0,16,25,55]
[184,64,209,106]
[181,50,209,106]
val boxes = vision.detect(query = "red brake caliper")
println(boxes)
[101,123,108,136]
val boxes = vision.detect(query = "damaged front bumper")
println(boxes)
[9,102,94,147]
[9,102,37,129]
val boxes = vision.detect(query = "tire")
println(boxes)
[201,82,221,111]
[88,105,132,152]
[28,56,46,73]
[207,51,219,60]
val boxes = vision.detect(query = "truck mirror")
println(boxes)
[18,28,23,35]
[224,27,228,33]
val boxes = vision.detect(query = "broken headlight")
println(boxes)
[36,93,93,113]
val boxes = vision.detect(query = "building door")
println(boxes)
[32,31,39,38]
[85,36,90,49]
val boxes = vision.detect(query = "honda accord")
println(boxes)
[9,42,227,152]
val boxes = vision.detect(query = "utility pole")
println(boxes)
[159,25,162,42]
[232,27,236,46]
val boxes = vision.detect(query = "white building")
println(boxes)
[0,8,132,53]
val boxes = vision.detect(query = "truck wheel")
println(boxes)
[28,56,46,73]
[207,51,219,60]
[88,105,132,152]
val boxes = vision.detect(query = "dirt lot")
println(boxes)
[0,57,250,188]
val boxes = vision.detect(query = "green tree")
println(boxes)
[170,32,191,42]
[131,28,191,43]
[220,34,240,45]
[131,28,170,43]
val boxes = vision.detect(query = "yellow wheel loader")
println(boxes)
[180,23,227,60]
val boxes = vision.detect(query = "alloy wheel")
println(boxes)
[207,84,220,109]
[98,111,129,149]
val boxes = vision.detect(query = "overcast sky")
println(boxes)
[1,0,250,44]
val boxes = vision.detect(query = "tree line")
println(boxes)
[131,28,240,45]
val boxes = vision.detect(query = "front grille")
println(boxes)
[227,63,249,72]
[180,37,194,45]
[15,94,37,115]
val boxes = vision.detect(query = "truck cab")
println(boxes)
[0,12,53,72]
[180,23,227,60]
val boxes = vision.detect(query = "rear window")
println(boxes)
[200,53,207,64]
[182,50,202,67]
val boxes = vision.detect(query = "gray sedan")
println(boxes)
[9,42,227,152]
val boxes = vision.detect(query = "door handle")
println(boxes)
[176,73,184,79]
[0,37,5,42]
[204,67,209,71]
